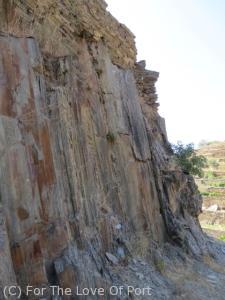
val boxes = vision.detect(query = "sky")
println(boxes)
[106,0,225,146]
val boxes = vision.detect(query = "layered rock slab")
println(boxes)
[0,1,224,299]
[0,31,164,289]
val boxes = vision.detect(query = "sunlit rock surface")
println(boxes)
[0,1,225,299]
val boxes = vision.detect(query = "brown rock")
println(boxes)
[0,1,224,299]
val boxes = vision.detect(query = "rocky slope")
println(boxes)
[0,1,225,299]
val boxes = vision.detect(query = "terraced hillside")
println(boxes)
[196,141,225,240]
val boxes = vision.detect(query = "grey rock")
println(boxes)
[106,252,119,265]
[136,272,144,280]
[115,223,122,230]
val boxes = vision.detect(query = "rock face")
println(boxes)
[0,211,18,299]
[0,1,225,299]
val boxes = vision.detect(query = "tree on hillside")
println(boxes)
[172,142,207,177]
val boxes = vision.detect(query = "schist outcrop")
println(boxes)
[0,1,225,299]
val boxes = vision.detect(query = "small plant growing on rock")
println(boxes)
[86,84,91,91]
[79,30,93,40]
[106,132,116,144]
[96,68,103,78]
[154,258,165,273]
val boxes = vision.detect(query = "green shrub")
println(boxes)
[201,191,221,197]
[210,182,225,187]
[204,171,217,179]
[201,192,210,197]
[172,142,207,177]
[208,192,221,197]
[219,235,225,241]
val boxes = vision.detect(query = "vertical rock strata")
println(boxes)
[0,1,224,299]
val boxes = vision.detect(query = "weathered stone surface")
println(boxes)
[0,1,224,299]
[0,211,17,299]
[105,252,118,265]
[0,0,136,68]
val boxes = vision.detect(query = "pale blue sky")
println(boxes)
[106,0,225,146]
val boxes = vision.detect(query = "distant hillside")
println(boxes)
[196,141,225,240]
[198,141,225,178]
